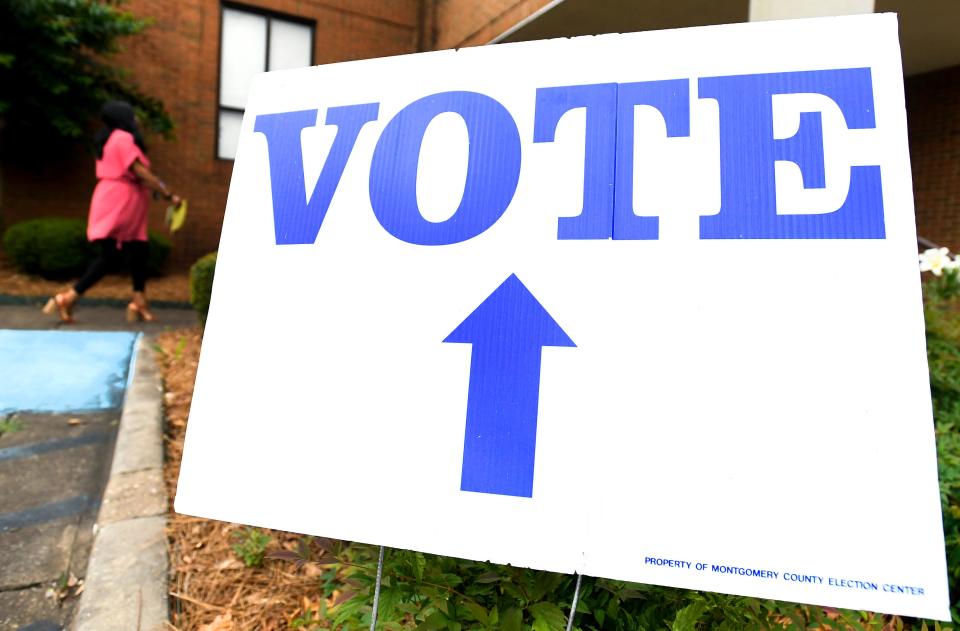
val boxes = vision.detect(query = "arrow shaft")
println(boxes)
[460,343,544,498]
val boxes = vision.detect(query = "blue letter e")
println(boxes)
[699,68,884,240]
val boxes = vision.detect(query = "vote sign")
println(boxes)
[177,14,949,620]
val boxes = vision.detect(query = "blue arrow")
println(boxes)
[444,274,575,498]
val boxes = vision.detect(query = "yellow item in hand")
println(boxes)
[165,199,187,234]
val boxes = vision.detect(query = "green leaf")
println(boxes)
[501,607,523,631]
[462,601,489,625]
[413,552,427,582]
[529,601,567,631]
[671,600,707,631]
[425,612,447,630]
[532,619,552,631]
[531,573,563,601]
[605,596,619,622]
[501,581,525,601]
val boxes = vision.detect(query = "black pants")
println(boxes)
[74,239,148,294]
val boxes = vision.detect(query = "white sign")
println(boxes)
[177,13,949,620]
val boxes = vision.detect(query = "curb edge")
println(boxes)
[71,337,169,631]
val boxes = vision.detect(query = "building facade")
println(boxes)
[0,0,956,267]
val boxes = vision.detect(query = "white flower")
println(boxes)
[920,247,953,276]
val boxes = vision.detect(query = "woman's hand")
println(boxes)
[170,194,182,206]
[131,159,181,204]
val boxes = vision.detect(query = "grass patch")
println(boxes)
[0,415,24,436]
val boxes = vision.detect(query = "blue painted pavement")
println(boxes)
[0,330,138,413]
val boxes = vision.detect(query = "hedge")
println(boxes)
[189,251,217,326]
[2,217,170,279]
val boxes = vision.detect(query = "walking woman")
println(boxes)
[43,101,182,323]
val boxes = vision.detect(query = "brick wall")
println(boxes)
[905,64,960,251]
[0,0,419,268]
[426,0,553,49]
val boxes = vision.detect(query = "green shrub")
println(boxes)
[146,231,171,276]
[2,217,170,278]
[296,542,904,630]
[924,271,960,624]
[231,527,271,568]
[3,218,93,278]
[189,252,217,326]
[318,546,777,631]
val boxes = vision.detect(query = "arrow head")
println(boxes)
[444,274,575,348]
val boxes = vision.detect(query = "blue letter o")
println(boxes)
[369,91,521,246]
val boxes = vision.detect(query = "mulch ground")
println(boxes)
[0,256,191,303]
[157,329,333,630]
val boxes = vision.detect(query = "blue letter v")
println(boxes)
[255,104,379,245]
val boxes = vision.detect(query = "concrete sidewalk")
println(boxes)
[0,301,190,630]
[0,410,117,631]
[0,301,196,331]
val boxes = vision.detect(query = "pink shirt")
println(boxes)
[87,129,151,243]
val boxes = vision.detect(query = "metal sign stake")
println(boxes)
[565,573,583,631]
[369,545,386,631]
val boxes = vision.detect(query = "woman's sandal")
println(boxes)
[41,293,75,324]
[126,301,156,323]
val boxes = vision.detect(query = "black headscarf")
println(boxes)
[93,100,147,159]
